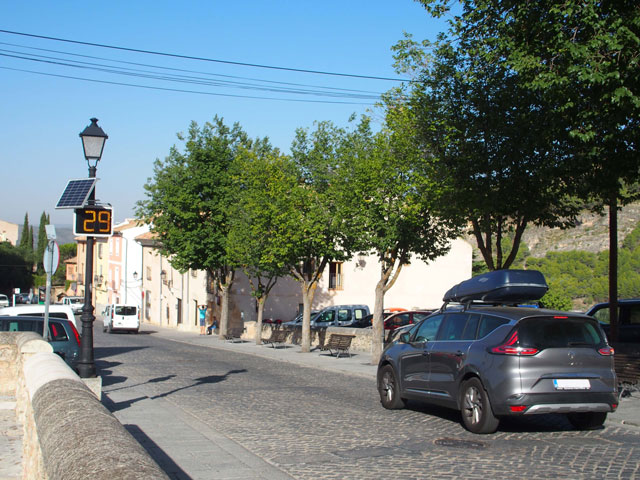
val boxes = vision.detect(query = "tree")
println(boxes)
[335,114,461,362]
[416,0,640,340]
[0,241,32,295]
[227,145,290,344]
[137,117,254,337]
[36,211,49,273]
[19,213,31,251]
[285,121,354,353]
[391,31,581,271]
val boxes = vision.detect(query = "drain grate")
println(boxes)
[434,437,488,449]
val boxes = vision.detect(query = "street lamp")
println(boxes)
[78,118,108,379]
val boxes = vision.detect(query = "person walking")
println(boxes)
[198,304,207,335]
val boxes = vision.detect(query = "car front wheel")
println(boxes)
[567,412,607,430]
[378,365,406,409]
[460,378,500,434]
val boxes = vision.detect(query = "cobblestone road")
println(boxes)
[97,328,640,480]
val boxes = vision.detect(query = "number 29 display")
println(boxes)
[74,207,113,236]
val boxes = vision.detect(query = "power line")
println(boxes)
[0,49,382,99]
[0,29,409,82]
[0,66,377,105]
[0,41,384,95]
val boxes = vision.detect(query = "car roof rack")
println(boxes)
[441,270,548,310]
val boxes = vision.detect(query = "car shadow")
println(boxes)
[405,401,576,433]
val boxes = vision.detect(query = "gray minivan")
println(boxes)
[311,305,370,329]
[377,270,618,434]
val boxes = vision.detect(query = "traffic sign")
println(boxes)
[43,241,60,275]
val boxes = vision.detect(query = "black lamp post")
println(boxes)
[77,118,108,379]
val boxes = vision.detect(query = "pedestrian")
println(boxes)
[198,304,207,335]
[212,315,218,334]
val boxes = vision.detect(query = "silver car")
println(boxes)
[377,271,618,434]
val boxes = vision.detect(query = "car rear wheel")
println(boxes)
[460,378,500,434]
[378,365,405,409]
[567,412,607,430]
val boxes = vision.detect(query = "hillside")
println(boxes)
[467,201,640,260]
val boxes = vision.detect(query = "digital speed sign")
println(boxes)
[74,207,113,236]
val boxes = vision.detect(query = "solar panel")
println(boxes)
[55,178,97,209]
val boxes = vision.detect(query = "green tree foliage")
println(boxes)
[539,287,573,312]
[19,213,31,251]
[416,0,640,339]
[137,116,255,336]
[51,243,77,286]
[391,28,581,271]
[335,113,461,362]
[0,242,32,295]
[36,211,49,273]
[286,121,356,352]
[526,221,640,307]
[227,144,290,344]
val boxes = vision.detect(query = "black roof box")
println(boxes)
[443,270,548,303]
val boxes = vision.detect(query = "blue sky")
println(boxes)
[1,1,448,226]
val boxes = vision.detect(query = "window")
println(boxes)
[354,309,366,320]
[316,310,335,323]
[98,243,103,259]
[337,309,351,322]
[414,314,444,343]
[437,313,469,341]
[146,266,152,281]
[329,262,343,290]
[477,315,510,339]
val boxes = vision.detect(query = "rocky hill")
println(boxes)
[467,201,640,260]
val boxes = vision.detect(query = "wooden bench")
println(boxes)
[320,333,356,358]
[614,353,640,391]
[262,329,288,348]
[224,327,245,343]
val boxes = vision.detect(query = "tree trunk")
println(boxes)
[608,194,619,342]
[300,281,316,353]
[217,269,234,338]
[255,296,265,345]
[371,276,386,365]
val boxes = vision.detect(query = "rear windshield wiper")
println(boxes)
[567,342,593,347]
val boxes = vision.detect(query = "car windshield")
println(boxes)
[69,298,83,304]
[115,306,137,316]
[518,316,606,349]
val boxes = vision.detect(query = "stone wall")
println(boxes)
[244,322,375,351]
[0,333,169,480]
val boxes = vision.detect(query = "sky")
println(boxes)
[1,1,449,227]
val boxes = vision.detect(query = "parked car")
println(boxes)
[262,318,283,325]
[0,315,81,369]
[61,296,85,314]
[0,294,9,307]
[0,304,77,328]
[384,310,434,331]
[311,305,370,329]
[282,311,319,328]
[586,299,640,343]
[102,304,140,333]
[377,270,618,434]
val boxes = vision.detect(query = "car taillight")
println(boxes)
[598,346,615,356]
[69,322,81,346]
[509,405,527,413]
[490,331,539,356]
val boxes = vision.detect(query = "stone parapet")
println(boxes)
[0,333,169,480]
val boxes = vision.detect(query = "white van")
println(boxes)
[102,304,140,333]
[0,304,77,328]
[61,296,84,314]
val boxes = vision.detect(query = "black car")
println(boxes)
[587,299,640,343]
[377,270,618,434]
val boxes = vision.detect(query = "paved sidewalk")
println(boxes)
[0,396,21,480]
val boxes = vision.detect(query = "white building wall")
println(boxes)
[230,272,302,324]
[315,238,473,311]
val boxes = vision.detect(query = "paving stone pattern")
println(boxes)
[97,328,640,480]
[0,397,22,480]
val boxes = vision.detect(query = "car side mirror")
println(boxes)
[399,332,410,343]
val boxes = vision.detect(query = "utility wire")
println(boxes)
[0,29,409,82]
[0,41,383,95]
[0,49,382,99]
[0,66,376,105]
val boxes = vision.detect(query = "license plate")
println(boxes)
[553,379,591,390]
